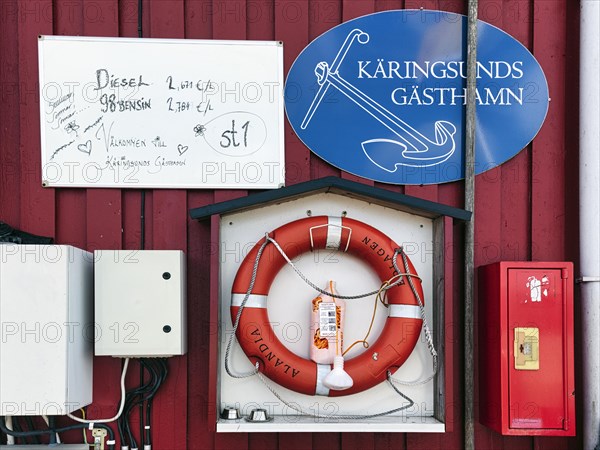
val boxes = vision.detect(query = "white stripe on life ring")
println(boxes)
[231,293,267,308]
[315,363,331,396]
[326,216,343,250]
[389,304,422,319]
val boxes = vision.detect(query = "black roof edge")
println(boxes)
[189,177,472,221]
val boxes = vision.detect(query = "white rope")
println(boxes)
[388,250,438,386]
[225,232,438,418]
[224,236,269,379]
[266,236,408,299]
[256,370,415,419]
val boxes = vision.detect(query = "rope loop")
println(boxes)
[225,225,438,415]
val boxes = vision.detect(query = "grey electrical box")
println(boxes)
[94,250,187,357]
[0,245,93,416]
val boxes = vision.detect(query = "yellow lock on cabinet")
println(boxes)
[514,327,539,370]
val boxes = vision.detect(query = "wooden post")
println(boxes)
[464,1,478,449]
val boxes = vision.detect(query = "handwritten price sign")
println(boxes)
[39,36,284,189]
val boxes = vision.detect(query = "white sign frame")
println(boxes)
[38,36,284,189]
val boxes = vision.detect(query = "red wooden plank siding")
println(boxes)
[0,0,581,448]
[338,0,375,187]
[313,433,341,450]
[18,0,55,238]
[255,4,315,449]
[186,195,216,450]
[337,0,378,411]
[562,0,580,270]
[51,0,85,247]
[434,0,462,220]
[532,4,572,442]
[210,213,245,449]
[84,193,122,248]
[209,216,248,450]
[184,3,215,449]
[447,221,464,448]
[307,1,341,182]
[77,2,123,444]
[375,0,404,12]
[471,4,505,450]
[55,185,87,247]
[402,1,446,449]
[484,1,532,449]
[276,0,310,185]
[342,433,375,450]
[211,1,252,446]
[250,433,279,450]
[442,216,457,438]
[185,0,213,39]
[145,2,189,449]
[0,0,22,227]
[374,433,407,450]
[402,0,439,204]
[531,0,566,263]
[122,190,142,248]
[205,0,249,350]
[436,0,463,220]
[209,0,249,209]
[407,217,461,450]
[117,0,138,36]
[500,0,532,261]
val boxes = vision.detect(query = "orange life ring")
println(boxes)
[231,216,424,397]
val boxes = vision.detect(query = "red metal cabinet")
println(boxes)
[478,261,575,436]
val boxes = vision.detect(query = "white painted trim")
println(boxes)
[217,415,445,433]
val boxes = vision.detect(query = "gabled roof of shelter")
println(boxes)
[189,176,471,221]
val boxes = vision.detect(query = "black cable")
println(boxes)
[11,417,24,445]
[137,0,143,39]
[139,359,145,448]
[124,358,161,448]
[129,359,161,447]
[137,3,148,446]
[142,359,161,446]
[125,408,137,450]
[118,360,158,448]
[144,360,160,445]
[141,192,146,251]
[145,400,152,444]
[0,417,115,449]
[47,416,57,444]
[24,417,41,444]
[146,359,169,446]
[139,0,146,254]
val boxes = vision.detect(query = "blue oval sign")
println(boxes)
[284,10,549,185]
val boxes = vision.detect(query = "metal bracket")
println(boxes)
[576,276,600,283]
[92,428,108,450]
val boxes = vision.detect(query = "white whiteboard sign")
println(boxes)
[38,36,284,189]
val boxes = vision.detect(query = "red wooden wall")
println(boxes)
[0,0,580,448]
